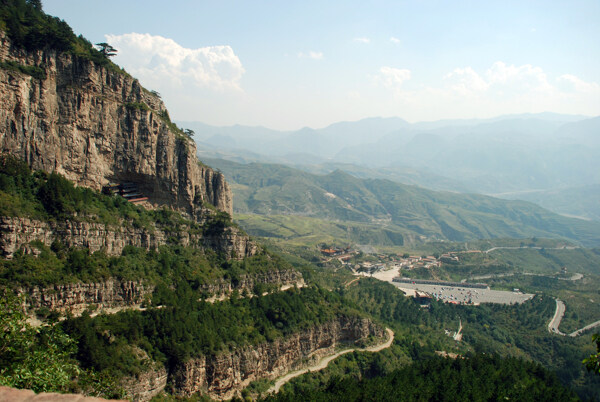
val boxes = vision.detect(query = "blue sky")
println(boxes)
[44,0,600,130]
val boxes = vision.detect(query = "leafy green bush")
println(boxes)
[0,59,46,79]
[124,102,150,112]
[0,291,79,393]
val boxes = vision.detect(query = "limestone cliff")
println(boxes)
[0,31,231,218]
[171,316,385,400]
[23,278,152,316]
[0,216,258,259]
[21,269,303,316]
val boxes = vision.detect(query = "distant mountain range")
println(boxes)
[181,113,600,221]
[204,158,600,247]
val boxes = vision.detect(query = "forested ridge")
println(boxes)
[266,353,578,401]
[0,1,598,401]
[0,0,124,72]
[62,287,357,377]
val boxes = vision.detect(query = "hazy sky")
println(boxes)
[44,0,599,130]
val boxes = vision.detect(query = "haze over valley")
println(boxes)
[0,1,599,401]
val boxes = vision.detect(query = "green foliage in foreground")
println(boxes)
[584,333,600,376]
[0,291,124,398]
[61,287,358,377]
[0,292,78,393]
[266,354,578,402]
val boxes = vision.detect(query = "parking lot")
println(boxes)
[392,282,534,305]
[370,269,534,305]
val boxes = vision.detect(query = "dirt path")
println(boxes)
[344,277,361,288]
[268,328,394,394]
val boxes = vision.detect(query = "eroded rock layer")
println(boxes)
[22,269,303,316]
[0,31,231,217]
[0,216,258,259]
[172,316,384,400]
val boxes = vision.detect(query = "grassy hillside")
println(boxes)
[207,158,600,247]
[495,184,600,222]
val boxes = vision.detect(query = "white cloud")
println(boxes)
[558,74,600,93]
[354,37,370,44]
[378,66,411,88]
[374,62,600,121]
[298,51,323,60]
[445,67,489,95]
[389,36,401,44]
[105,33,245,91]
[485,61,552,92]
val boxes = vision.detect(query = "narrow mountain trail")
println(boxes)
[267,328,394,394]
[344,277,361,288]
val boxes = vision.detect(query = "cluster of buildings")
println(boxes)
[320,246,356,262]
[319,246,464,275]
[391,255,442,270]
[346,254,447,274]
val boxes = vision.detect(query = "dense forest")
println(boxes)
[266,353,578,401]
[62,287,358,377]
[1,1,599,401]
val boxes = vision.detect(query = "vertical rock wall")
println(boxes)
[0,31,231,217]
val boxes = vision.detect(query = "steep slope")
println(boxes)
[207,158,600,247]
[0,6,389,401]
[0,30,231,219]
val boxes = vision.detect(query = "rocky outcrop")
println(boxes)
[0,216,257,259]
[0,31,231,218]
[22,270,302,316]
[172,316,384,399]
[23,278,152,315]
[120,349,168,402]
[200,269,304,298]
[122,365,168,402]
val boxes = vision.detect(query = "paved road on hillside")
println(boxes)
[268,328,394,394]
[548,299,566,335]
[548,299,600,337]
[484,245,579,253]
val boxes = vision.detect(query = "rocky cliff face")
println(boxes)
[0,216,258,259]
[122,365,168,402]
[23,278,152,315]
[172,316,384,400]
[22,269,303,316]
[199,269,304,300]
[0,31,231,217]
[120,349,169,402]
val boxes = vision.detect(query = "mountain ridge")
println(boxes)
[207,158,600,247]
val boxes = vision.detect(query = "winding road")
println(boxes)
[484,245,579,254]
[548,298,600,337]
[267,328,394,394]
